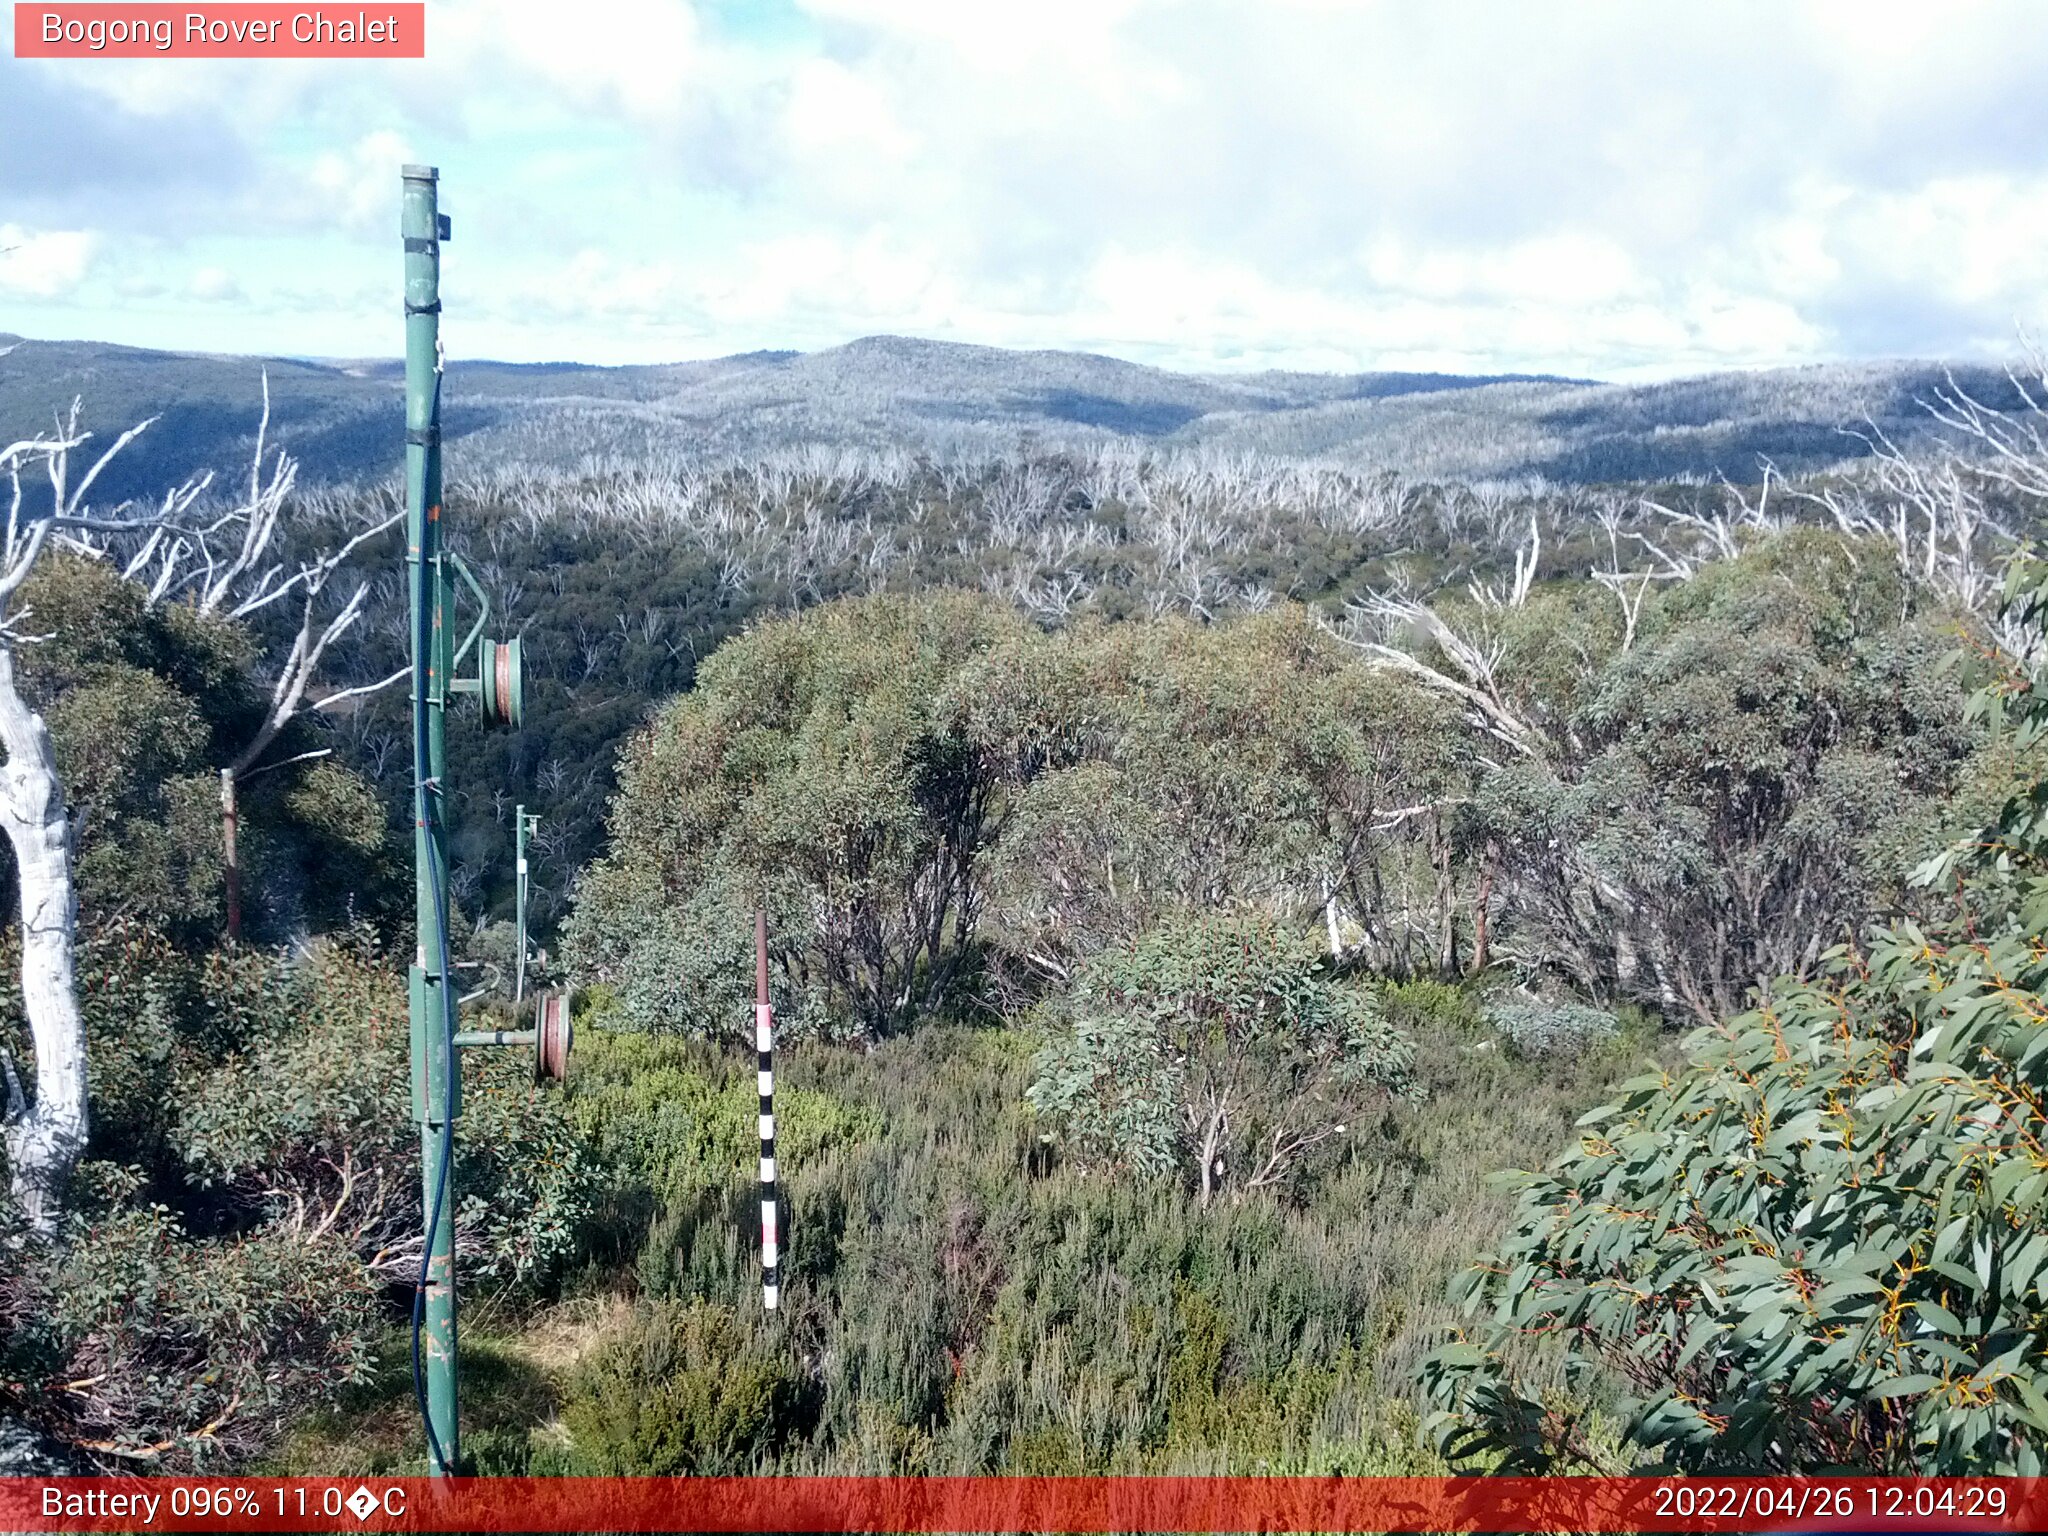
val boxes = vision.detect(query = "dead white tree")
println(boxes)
[64,377,406,938]
[1468,514,1540,611]
[1337,585,1543,762]
[1588,493,1684,652]
[151,378,408,771]
[1333,514,1548,761]
[1793,370,2039,644]
[1633,466,1786,574]
[0,420,201,1232]
[1924,355,2048,503]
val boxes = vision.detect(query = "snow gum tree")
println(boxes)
[1419,557,2048,1475]
[0,393,398,1234]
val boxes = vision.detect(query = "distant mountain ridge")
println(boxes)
[0,329,2019,501]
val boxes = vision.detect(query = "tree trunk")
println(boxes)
[1196,1107,1226,1208]
[0,649,87,1235]
[1469,841,1496,976]
[221,768,241,942]
[1432,814,1460,977]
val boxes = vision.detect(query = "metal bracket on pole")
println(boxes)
[445,552,490,673]
[444,551,524,728]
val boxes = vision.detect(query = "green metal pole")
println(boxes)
[402,163,458,1478]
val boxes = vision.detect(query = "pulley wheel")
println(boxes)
[478,636,523,728]
[534,988,572,1083]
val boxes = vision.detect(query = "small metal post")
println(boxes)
[756,909,779,1311]
[514,805,532,1003]
[516,806,540,1011]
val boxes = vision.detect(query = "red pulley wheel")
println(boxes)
[535,989,572,1083]
[477,636,523,728]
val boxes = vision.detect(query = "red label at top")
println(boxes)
[15,4,425,56]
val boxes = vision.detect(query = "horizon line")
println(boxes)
[7,321,2024,391]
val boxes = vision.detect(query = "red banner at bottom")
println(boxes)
[5,1475,2040,1533]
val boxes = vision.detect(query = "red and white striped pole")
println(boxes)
[755,908,779,1312]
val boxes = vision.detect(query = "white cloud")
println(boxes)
[514,248,700,324]
[7,1,2048,373]
[0,225,96,298]
[779,57,916,207]
[1359,235,1645,309]
[432,0,711,123]
[187,266,243,302]
[1834,174,2048,310]
[306,130,417,236]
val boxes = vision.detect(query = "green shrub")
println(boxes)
[173,936,597,1287]
[9,552,400,945]
[567,1029,881,1208]
[1003,1423,1087,1473]
[1027,913,1416,1203]
[561,1300,814,1473]
[1379,975,1483,1036]
[571,982,620,1029]
[6,1192,379,1468]
[1483,996,1620,1058]
[1425,936,2048,1472]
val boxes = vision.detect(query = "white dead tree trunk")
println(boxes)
[1467,513,1540,611]
[1794,372,2036,649]
[149,376,408,773]
[0,632,80,1236]
[1336,597,1541,758]
[1588,493,1684,652]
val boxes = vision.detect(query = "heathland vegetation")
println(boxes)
[1,351,2046,1474]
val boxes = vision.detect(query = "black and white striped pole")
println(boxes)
[755,908,780,1312]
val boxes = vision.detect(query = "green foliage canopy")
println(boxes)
[1421,557,2048,1474]
[967,609,1466,991]
[567,591,1033,1038]
[567,594,1467,1039]
[1472,532,1978,1020]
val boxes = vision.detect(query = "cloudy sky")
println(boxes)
[3,0,2046,380]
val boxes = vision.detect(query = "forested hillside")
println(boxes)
[2,359,2047,1476]
[2,330,2029,500]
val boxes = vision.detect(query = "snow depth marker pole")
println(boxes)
[756,908,779,1311]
